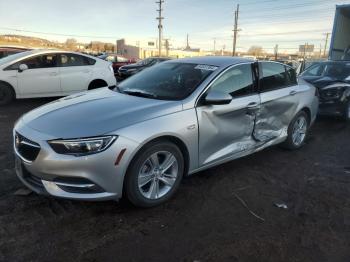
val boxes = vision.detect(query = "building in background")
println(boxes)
[116,38,211,60]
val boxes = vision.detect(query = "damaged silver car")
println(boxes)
[13,57,318,207]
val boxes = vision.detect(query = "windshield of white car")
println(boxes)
[116,62,218,100]
[0,51,30,66]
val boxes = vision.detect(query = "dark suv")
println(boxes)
[299,61,350,121]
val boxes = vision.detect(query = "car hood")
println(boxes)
[21,88,183,138]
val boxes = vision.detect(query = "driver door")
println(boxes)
[16,53,61,96]
[196,63,260,166]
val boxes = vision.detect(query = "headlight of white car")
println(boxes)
[48,136,117,156]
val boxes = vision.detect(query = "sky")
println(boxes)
[0,0,348,53]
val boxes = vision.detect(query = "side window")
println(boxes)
[9,54,57,70]
[59,54,94,67]
[210,63,254,97]
[260,62,289,92]
[302,64,325,77]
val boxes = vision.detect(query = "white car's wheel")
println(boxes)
[0,83,14,106]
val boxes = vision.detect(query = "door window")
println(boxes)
[59,54,95,67]
[8,54,57,70]
[259,62,293,92]
[210,63,254,97]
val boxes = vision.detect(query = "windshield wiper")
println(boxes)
[122,90,157,99]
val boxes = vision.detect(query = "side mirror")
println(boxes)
[18,64,28,73]
[204,90,232,105]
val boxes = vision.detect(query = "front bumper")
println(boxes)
[13,121,139,201]
[318,99,347,116]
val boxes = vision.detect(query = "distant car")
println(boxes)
[118,57,171,80]
[299,60,350,121]
[98,54,136,75]
[0,47,30,59]
[0,50,116,105]
[13,57,318,207]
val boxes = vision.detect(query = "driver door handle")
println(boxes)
[289,90,297,96]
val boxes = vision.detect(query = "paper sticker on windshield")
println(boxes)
[195,65,218,71]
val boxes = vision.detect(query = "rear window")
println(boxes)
[259,62,291,92]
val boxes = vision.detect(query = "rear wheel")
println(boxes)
[125,141,184,207]
[282,111,309,150]
[0,83,15,106]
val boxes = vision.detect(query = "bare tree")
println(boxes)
[248,46,264,56]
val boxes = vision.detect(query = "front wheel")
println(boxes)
[0,84,15,106]
[124,141,184,207]
[282,111,309,150]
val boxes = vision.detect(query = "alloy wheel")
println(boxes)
[138,151,179,199]
[292,116,307,146]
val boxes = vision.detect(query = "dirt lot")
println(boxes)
[0,98,350,262]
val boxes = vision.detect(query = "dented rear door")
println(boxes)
[254,62,300,142]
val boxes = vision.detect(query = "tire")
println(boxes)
[0,83,15,106]
[282,111,309,150]
[124,141,184,207]
[342,100,350,122]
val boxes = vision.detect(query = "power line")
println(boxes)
[0,27,118,39]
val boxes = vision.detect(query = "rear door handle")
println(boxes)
[289,90,297,96]
[49,72,58,76]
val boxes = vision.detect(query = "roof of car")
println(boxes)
[172,56,254,67]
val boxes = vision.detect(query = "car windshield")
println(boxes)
[116,62,217,100]
[0,51,31,66]
[136,58,153,66]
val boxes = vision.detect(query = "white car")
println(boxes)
[0,50,116,105]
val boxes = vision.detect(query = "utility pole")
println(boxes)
[232,4,240,56]
[274,44,278,60]
[156,0,164,57]
[323,32,330,57]
[186,33,190,49]
[303,42,308,60]
[164,38,170,57]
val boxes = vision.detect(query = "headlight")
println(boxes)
[321,88,343,99]
[48,136,117,156]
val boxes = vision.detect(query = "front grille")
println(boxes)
[15,133,41,162]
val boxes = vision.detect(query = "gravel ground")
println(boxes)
[0,98,350,262]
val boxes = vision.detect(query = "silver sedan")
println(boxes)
[13,57,318,207]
